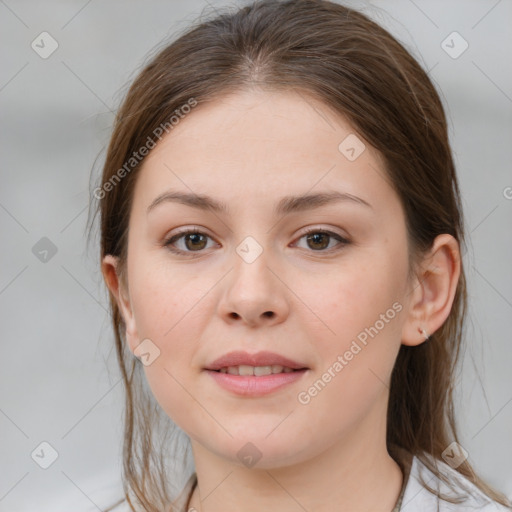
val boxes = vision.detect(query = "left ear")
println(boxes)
[401,234,461,346]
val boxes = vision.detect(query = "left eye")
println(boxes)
[294,229,349,252]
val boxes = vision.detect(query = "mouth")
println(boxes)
[203,351,309,396]
[211,365,304,376]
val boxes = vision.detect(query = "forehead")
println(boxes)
[131,89,395,215]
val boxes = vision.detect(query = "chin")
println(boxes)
[209,433,315,470]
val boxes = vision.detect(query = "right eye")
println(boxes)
[164,229,217,256]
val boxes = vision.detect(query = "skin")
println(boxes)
[102,89,461,512]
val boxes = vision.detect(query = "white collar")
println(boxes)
[173,453,509,512]
[400,454,509,511]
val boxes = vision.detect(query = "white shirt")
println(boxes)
[75,454,511,511]
[172,455,511,512]
[400,454,510,511]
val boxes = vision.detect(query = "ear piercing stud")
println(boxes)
[419,327,430,341]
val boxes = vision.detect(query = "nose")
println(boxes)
[217,244,290,328]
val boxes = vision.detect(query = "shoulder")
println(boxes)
[401,454,510,511]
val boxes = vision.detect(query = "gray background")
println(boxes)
[0,0,511,510]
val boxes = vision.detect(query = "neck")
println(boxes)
[186,401,404,512]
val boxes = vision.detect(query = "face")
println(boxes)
[110,89,416,469]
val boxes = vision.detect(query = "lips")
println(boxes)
[204,350,308,372]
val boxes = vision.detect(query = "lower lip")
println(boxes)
[205,369,308,397]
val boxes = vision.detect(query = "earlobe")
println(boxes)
[401,234,461,347]
[101,254,139,353]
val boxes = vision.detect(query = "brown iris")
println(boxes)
[184,233,208,251]
[306,232,330,250]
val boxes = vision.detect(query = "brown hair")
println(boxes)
[88,0,511,510]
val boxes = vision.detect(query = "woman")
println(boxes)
[91,0,511,510]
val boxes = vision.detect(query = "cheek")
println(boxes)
[127,259,217,429]
[293,281,403,447]
[130,257,207,341]
[298,249,405,402]
[307,254,404,347]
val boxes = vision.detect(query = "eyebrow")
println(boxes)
[146,190,373,216]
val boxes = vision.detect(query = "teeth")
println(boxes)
[217,365,297,376]
[239,365,255,376]
[254,366,272,376]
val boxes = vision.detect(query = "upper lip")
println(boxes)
[204,351,308,371]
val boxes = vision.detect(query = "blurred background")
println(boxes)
[0,0,511,510]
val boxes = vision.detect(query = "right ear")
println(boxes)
[101,254,139,353]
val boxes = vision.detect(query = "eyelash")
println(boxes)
[163,227,350,257]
